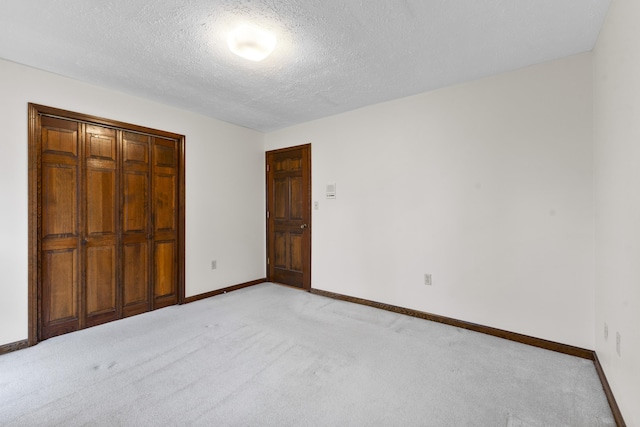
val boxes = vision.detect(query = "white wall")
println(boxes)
[0,59,266,346]
[593,0,640,425]
[266,54,595,349]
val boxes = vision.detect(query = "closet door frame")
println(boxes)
[28,103,186,345]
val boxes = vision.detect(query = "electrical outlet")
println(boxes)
[424,274,432,286]
[616,332,621,357]
[604,323,608,341]
[211,260,217,270]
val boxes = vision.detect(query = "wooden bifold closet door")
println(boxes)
[29,104,185,342]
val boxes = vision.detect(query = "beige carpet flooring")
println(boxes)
[0,283,614,426]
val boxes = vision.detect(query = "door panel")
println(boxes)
[123,173,148,232]
[43,249,78,322]
[290,176,303,220]
[85,246,116,317]
[274,232,287,269]
[42,165,77,238]
[88,131,116,160]
[84,125,119,327]
[154,174,176,232]
[123,243,149,305]
[122,132,152,317]
[39,116,81,340]
[123,137,149,163]
[154,240,176,308]
[152,137,179,308]
[86,169,116,235]
[42,126,78,156]
[155,144,176,167]
[274,178,287,219]
[266,145,311,289]
[289,233,304,272]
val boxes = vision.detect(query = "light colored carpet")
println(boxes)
[0,283,614,426]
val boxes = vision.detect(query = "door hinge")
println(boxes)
[267,211,270,219]
[266,164,270,172]
[267,257,270,265]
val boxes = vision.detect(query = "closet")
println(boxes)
[29,104,185,341]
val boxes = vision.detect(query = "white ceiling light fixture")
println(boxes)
[227,24,277,62]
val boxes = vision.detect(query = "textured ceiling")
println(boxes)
[0,0,611,132]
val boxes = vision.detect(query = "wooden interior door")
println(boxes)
[83,125,119,328]
[39,116,82,340]
[152,137,179,308]
[121,131,152,317]
[266,144,311,289]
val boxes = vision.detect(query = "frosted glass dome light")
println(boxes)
[228,25,277,61]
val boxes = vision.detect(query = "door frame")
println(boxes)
[28,103,186,346]
[265,144,312,290]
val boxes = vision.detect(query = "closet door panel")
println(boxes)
[84,125,119,327]
[86,169,116,235]
[42,165,77,238]
[39,116,81,339]
[154,174,176,233]
[42,248,79,332]
[85,246,116,316]
[42,124,78,156]
[152,137,178,308]
[123,243,149,303]
[122,132,152,317]
[154,241,175,298]
[123,173,148,232]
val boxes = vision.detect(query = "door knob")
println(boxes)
[300,224,308,229]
